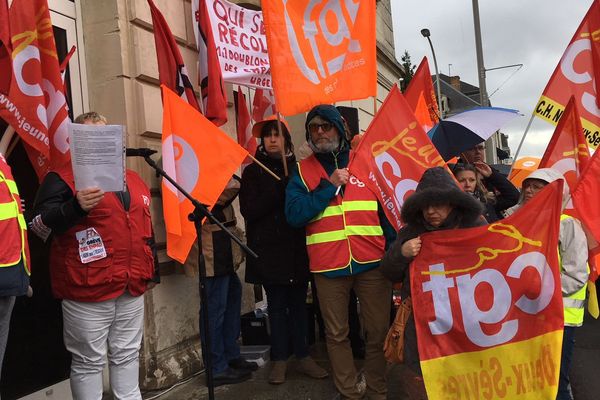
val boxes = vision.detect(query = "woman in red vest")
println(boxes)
[30,112,158,400]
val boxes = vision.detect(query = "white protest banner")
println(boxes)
[194,0,272,89]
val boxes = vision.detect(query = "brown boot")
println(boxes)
[296,356,329,379]
[268,361,287,384]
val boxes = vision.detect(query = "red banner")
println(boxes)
[573,150,600,262]
[348,85,446,230]
[235,87,256,168]
[262,0,376,115]
[539,97,590,216]
[252,88,277,122]
[411,181,564,399]
[404,57,439,132]
[0,0,71,178]
[534,0,600,149]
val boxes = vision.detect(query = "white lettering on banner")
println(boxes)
[195,0,272,89]
[560,38,600,118]
[374,151,418,213]
[422,251,555,347]
[284,0,361,85]
[348,176,365,188]
[550,158,576,209]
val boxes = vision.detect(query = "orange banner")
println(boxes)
[404,56,439,132]
[262,0,376,116]
[161,85,248,263]
[411,181,565,399]
[348,85,445,230]
[534,0,600,149]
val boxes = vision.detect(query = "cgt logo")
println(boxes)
[283,0,362,84]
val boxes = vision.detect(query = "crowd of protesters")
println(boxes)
[0,106,591,400]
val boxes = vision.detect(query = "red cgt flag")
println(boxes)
[534,0,600,150]
[0,0,71,178]
[573,149,600,273]
[404,57,439,132]
[412,180,565,399]
[0,0,10,96]
[148,0,201,112]
[161,85,247,263]
[235,87,256,168]
[539,96,590,216]
[252,88,277,122]
[348,85,446,230]
[192,0,228,126]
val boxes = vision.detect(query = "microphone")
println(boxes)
[125,148,157,157]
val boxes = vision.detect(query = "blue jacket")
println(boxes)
[285,150,396,277]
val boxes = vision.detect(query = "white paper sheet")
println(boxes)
[69,123,125,192]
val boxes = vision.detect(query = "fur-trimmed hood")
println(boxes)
[401,167,484,227]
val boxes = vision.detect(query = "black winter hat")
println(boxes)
[401,167,483,226]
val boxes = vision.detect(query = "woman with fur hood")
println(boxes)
[380,167,486,397]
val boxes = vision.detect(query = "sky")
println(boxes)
[390,0,593,160]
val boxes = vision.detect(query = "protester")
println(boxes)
[285,105,396,400]
[452,163,516,222]
[197,177,258,387]
[240,116,327,385]
[504,168,588,400]
[459,143,520,219]
[0,153,30,386]
[30,112,159,400]
[380,167,485,398]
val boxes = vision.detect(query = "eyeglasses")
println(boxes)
[308,122,333,134]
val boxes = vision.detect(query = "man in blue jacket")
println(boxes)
[285,105,395,400]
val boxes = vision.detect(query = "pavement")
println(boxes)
[141,313,600,400]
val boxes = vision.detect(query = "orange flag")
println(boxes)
[262,0,376,116]
[533,0,600,150]
[161,85,248,263]
[412,180,565,399]
[539,97,590,216]
[348,84,446,230]
[404,57,439,132]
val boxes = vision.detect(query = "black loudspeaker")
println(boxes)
[336,106,360,139]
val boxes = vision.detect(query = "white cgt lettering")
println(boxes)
[422,251,555,347]
[561,38,600,117]
[374,151,418,209]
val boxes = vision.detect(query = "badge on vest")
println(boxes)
[76,228,107,264]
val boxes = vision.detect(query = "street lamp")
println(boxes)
[421,28,443,119]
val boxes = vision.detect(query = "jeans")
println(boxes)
[199,272,242,375]
[0,296,15,380]
[264,283,309,361]
[557,326,576,400]
[62,293,145,400]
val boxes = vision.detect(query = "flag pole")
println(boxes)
[5,134,20,158]
[508,113,535,176]
[373,96,378,114]
[247,154,281,181]
[275,112,289,176]
[0,125,16,155]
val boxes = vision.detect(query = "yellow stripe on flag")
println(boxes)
[420,330,563,400]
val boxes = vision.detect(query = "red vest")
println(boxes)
[50,169,154,302]
[0,156,30,273]
[298,155,385,273]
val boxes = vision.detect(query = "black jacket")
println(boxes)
[481,168,520,222]
[379,167,486,375]
[240,149,310,286]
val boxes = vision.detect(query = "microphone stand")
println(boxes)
[141,154,257,400]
